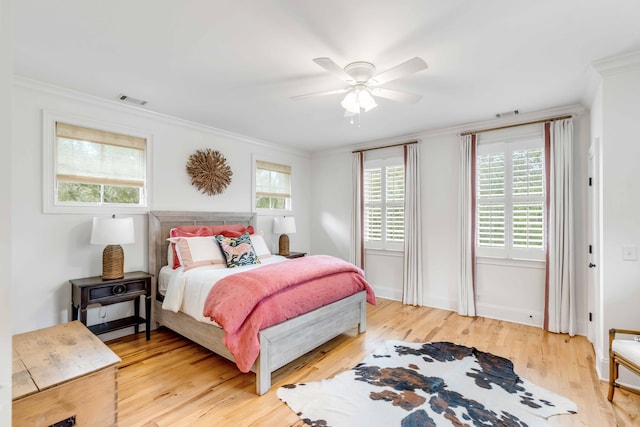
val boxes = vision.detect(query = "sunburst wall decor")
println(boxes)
[186,148,233,196]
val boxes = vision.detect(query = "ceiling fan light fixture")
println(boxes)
[341,90,360,114]
[341,85,377,114]
[358,88,377,112]
[298,57,427,114]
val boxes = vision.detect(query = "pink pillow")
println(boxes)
[169,225,255,268]
[169,227,211,268]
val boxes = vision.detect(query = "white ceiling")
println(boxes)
[13,1,640,152]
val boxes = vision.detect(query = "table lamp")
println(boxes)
[91,215,135,279]
[273,216,296,256]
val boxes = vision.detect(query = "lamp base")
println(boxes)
[102,244,124,280]
[278,234,290,257]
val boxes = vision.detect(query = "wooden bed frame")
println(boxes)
[148,211,368,395]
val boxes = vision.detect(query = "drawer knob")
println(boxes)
[112,284,127,295]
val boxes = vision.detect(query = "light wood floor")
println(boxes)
[107,299,639,426]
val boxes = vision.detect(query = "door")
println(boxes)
[587,137,601,351]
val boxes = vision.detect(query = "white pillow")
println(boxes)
[250,234,272,259]
[168,236,225,271]
[167,243,175,268]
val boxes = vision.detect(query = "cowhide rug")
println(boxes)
[277,341,577,427]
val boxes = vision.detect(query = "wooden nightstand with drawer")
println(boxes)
[282,251,307,259]
[12,321,121,426]
[70,271,152,340]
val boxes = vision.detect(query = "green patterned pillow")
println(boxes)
[215,233,261,268]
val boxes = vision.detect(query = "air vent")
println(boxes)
[495,109,519,118]
[118,94,148,106]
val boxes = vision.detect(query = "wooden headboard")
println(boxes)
[148,210,256,297]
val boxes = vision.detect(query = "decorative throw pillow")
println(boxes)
[168,236,225,271]
[215,233,261,268]
[169,227,212,269]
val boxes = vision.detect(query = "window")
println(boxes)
[255,160,291,210]
[55,122,147,206]
[43,112,151,214]
[363,157,404,250]
[476,137,544,260]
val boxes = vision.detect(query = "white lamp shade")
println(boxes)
[341,90,360,114]
[273,216,296,235]
[358,88,377,112]
[341,86,378,114]
[91,217,135,245]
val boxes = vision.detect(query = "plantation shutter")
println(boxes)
[477,152,505,248]
[363,167,382,242]
[363,160,404,249]
[56,122,146,187]
[512,147,544,249]
[476,134,545,260]
[386,165,404,242]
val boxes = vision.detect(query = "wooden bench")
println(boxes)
[12,321,121,426]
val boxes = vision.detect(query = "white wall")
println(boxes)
[11,78,311,337]
[1,0,12,424]
[311,106,590,333]
[594,56,640,387]
[309,149,353,260]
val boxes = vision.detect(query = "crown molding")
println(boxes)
[13,75,310,158]
[314,104,587,158]
[592,50,640,77]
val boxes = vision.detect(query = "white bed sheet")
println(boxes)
[159,256,287,324]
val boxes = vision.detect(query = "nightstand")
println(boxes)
[282,251,306,259]
[70,271,152,340]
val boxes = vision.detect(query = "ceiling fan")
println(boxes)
[292,57,428,114]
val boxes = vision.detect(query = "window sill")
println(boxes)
[365,248,404,257]
[255,208,292,215]
[476,256,545,269]
[44,204,149,215]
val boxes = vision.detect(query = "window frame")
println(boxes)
[252,155,293,214]
[43,110,152,214]
[363,154,405,251]
[476,135,545,261]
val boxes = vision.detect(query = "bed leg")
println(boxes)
[256,335,271,395]
[358,296,367,333]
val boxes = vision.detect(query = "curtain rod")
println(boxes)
[459,115,573,136]
[352,140,418,154]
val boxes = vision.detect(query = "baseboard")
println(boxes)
[372,285,402,302]
[476,302,543,328]
[598,357,640,389]
[374,294,588,339]
[422,295,457,312]
[373,291,458,312]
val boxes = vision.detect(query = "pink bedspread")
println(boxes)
[202,255,376,372]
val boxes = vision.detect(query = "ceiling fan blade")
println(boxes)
[370,87,422,103]
[369,57,428,86]
[291,88,350,100]
[313,57,355,83]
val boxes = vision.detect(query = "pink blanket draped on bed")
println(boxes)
[202,255,376,372]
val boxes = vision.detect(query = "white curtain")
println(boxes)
[458,134,477,316]
[351,152,364,269]
[402,144,423,305]
[544,119,576,335]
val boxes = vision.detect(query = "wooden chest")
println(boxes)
[12,321,121,427]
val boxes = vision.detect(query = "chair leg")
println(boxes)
[608,358,617,402]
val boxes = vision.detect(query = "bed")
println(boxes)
[148,210,373,395]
